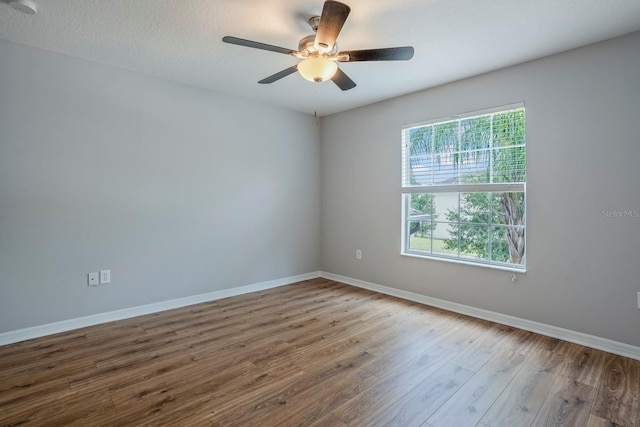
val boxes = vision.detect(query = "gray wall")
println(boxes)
[0,40,321,332]
[321,31,640,347]
[2,31,639,349]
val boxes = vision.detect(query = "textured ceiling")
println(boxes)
[1,0,640,116]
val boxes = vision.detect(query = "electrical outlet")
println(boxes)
[356,249,362,260]
[88,272,99,286]
[100,269,111,285]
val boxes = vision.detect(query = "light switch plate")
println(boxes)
[100,269,111,284]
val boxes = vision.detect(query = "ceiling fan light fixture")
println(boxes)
[9,0,38,14]
[297,56,338,83]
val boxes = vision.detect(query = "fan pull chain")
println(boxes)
[314,85,320,126]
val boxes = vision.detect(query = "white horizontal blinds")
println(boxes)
[402,103,526,270]
[491,109,525,184]
[402,106,525,190]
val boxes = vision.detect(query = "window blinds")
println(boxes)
[402,104,525,192]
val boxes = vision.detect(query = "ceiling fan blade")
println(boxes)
[222,36,296,55]
[331,67,356,91]
[258,65,299,84]
[315,1,351,51]
[337,46,414,62]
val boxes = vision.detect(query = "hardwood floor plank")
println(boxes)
[95,347,193,384]
[0,388,114,426]
[68,353,195,394]
[586,414,624,426]
[449,323,514,372]
[332,344,456,424]
[310,412,350,427]
[176,417,215,427]
[2,328,186,383]
[180,324,251,352]
[357,320,460,379]
[136,359,306,425]
[427,350,527,427]
[276,314,397,364]
[84,323,147,341]
[0,377,71,409]
[531,376,596,427]
[432,316,494,354]
[481,348,564,426]
[269,368,376,427]
[0,329,87,359]
[175,363,309,425]
[0,278,638,426]
[0,356,94,394]
[209,352,377,426]
[592,353,640,426]
[348,363,474,427]
[109,358,257,409]
[190,332,294,369]
[0,332,89,374]
[169,314,248,337]
[557,343,608,387]
[97,361,293,426]
[501,328,558,357]
[91,330,191,366]
[290,338,375,374]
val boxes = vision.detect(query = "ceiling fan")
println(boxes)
[222,0,414,91]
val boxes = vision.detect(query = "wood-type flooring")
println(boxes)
[1,278,639,426]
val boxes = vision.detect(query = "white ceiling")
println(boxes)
[1,0,640,116]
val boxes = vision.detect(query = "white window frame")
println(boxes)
[401,102,526,271]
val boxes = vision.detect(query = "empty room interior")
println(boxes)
[1,0,640,425]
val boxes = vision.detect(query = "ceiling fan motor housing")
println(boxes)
[298,34,338,57]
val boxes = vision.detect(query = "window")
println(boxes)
[401,103,526,271]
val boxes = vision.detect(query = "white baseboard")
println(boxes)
[321,271,640,361]
[0,271,321,346]
[4,270,638,361]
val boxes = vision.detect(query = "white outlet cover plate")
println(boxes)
[88,272,99,286]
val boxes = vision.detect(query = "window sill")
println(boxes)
[401,251,527,273]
